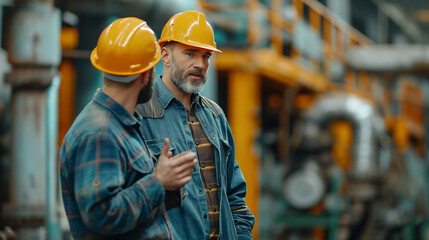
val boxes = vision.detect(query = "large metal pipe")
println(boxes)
[304,92,384,179]
[46,75,61,240]
[2,0,61,239]
[346,45,429,74]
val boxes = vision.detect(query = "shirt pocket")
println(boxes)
[129,149,154,174]
[146,138,176,161]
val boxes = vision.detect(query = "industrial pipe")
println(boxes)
[2,0,62,239]
[304,92,385,179]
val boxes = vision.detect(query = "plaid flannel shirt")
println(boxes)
[60,89,172,240]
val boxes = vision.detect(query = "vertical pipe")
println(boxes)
[228,70,260,239]
[6,90,47,239]
[46,75,60,240]
[4,0,61,239]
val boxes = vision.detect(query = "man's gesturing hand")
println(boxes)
[153,138,197,190]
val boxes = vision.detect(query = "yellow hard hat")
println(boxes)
[159,10,221,53]
[90,17,161,79]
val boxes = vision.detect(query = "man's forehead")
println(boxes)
[175,42,213,54]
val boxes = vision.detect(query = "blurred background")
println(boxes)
[1,0,429,239]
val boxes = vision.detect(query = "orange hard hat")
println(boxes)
[90,17,161,79]
[159,10,221,53]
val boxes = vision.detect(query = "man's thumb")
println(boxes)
[160,138,170,157]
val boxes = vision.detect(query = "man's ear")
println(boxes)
[161,47,171,67]
[140,71,149,86]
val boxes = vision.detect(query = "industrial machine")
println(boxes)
[260,92,427,239]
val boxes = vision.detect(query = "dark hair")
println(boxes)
[162,42,176,50]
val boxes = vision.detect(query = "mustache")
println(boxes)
[186,69,204,77]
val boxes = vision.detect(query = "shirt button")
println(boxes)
[188,144,193,149]
[183,120,187,125]
[199,189,203,194]
[201,163,205,168]
[92,180,100,187]
[208,186,212,190]
[203,214,207,219]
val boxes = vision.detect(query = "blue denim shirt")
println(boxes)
[60,89,172,239]
[136,77,255,240]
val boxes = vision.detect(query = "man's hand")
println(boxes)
[154,138,197,190]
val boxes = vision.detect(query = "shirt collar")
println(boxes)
[155,75,201,109]
[92,89,141,126]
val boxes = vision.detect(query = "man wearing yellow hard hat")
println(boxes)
[136,11,255,240]
[59,17,196,239]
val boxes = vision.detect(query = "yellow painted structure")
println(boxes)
[228,71,261,238]
[58,61,76,147]
[216,49,331,92]
[58,27,78,147]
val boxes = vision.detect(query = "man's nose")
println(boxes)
[193,56,205,69]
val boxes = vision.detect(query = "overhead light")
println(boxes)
[413,10,429,22]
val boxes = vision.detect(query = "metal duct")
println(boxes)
[304,93,384,179]
[346,45,429,74]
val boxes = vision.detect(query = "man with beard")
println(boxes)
[136,11,255,240]
[59,17,196,239]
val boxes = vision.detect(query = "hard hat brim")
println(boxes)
[159,39,222,53]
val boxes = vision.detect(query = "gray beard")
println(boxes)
[170,57,207,94]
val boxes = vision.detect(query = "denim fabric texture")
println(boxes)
[136,78,255,240]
